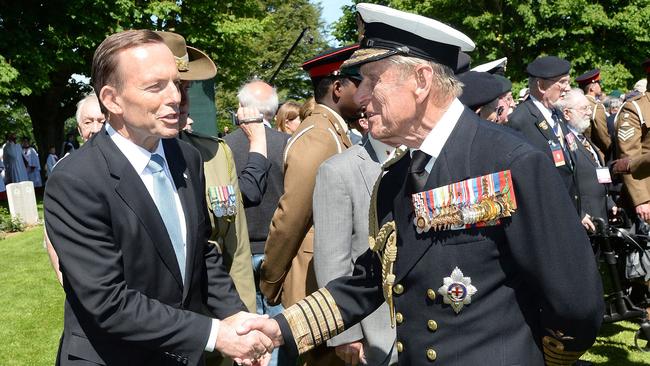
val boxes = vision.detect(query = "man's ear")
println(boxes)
[414,64,433,103]
[332,79,343,101]
[562,108,571,121]
[99,85,123,115]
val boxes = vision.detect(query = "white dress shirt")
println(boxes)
[530,95,555,128]
[105,123,219,352]
[413,98,465,173]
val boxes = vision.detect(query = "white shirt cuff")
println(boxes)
[204,319,220,352]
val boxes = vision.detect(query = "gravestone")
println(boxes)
[6,181,38,225]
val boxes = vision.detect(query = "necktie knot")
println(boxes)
[148,154,165,174]
[409,150,430,174]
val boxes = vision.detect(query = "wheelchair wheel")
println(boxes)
[635,328,650,352]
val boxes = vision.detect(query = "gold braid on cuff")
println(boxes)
[282,288,344,354]
[542,336,584,366]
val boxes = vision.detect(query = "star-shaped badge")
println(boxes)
[438,267,477,314]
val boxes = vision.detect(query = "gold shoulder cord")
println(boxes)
[368,146,407,328]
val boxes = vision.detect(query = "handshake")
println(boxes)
[215,311,284,366]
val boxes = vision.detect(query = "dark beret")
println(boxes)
[458,71,505,110]
[526,56,571,79]
[456,52,472,75]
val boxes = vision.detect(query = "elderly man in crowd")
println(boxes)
[238,3,603,365]
[555,89,613,232]
[76,93,106,141]
[44,29,272,366]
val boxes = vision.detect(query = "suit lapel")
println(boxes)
[162,139,197,300]
[96,131,184,289]
[394,110,477,282]
[357,139,379,196]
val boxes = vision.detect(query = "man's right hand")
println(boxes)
[237,106,267,158]
[236,317,284,349]
[612,158,631,174]
[636,203,650,222]
[335,341,366,365]
[215,312,274,362]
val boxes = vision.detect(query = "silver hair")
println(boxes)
[75,93,101,125]
[553,88,584,112]
[385,55,463,104]
[237,79,279,122]
[605,97,623,110]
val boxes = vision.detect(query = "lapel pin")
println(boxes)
[438,266,477,314]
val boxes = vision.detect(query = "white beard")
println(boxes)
[569,115,591,134]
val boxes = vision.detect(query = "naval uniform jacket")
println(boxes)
[275,108,604,365]
[45,130,245,365]
[507,98,580,211]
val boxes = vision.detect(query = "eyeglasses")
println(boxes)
[568,105,592,113]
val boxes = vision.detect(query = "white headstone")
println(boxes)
[6,181,39,225]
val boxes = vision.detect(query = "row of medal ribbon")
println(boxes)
[208,185,237,217]
[411,170,517,233]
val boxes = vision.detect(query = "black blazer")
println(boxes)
[507,99,580,210]
[225,127,289,254]
[279,110,604,365]
[570,133,609,220]
[45,130,245,366]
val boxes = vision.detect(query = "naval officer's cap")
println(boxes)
[471,57,507,75]
[526,56,571,79]
[341,3,475,72]
[575,68,601,87]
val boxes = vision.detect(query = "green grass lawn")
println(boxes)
[1,224,650,364]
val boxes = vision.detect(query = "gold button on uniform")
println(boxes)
[427,320,438,331]
[395,312,404,324]
[396,341,404,353]
[394,284,404,295]
[427,288,436,300]
[426,348,437,361]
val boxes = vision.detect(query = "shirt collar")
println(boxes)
[368,135,394,165]
[318,104,349,134]
[415,98,464,160]
[530,95,555,127]
[106,123,166,175]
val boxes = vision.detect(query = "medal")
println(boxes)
[438,266,477,314]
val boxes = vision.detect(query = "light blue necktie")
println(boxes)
[147,154,185,284]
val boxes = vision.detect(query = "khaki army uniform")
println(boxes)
[615,92,650,206]
[260,104,352,307]
[584,94,611,155]
[179,131,256,312]
[261,105,352,366]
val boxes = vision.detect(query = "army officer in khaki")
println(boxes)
[614,67,650,222]
[576,68,611,157]
[260,45,361,366]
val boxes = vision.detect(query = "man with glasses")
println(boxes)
[556,89,613,232]
[576,68,611,158]
[507,56,579,211]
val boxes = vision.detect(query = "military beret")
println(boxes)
[493,74,512,94]
[342,3,475,72]
[456,52,472,76]
[575,69,601,87]
[458,71,505,110]
[526,56,571,79]
[302,44,360,85]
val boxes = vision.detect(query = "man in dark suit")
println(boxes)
[239,4,603,365]
[507,56,579,211]
[225,80,291,366]
[44,30,272,366]
[556,89,614,231]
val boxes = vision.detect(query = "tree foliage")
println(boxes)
[0,0,327,158]
[333,0,650,93]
